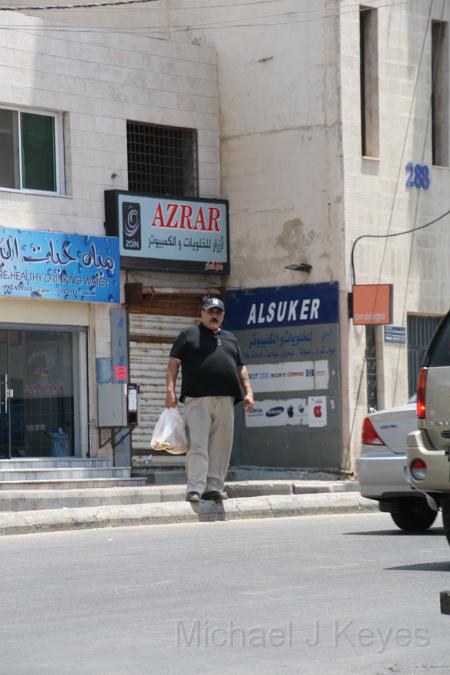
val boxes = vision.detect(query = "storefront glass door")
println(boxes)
[0,328,79,459]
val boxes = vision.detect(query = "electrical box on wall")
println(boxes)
[127,383,139,427]
[97,383,140,428]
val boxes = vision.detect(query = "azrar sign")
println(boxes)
[104,190,229,274]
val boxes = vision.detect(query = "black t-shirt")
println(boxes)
[170,322,244,402]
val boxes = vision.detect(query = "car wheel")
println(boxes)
[390,499,437,532]
[442,495,450,546]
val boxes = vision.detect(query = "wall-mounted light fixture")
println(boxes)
[285,262,313,273]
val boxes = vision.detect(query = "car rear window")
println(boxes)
[427,313,450,366]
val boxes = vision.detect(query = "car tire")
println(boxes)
[390,499,437,532]
[441,495,450,546]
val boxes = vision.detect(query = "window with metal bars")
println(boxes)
[127,121,198,197]
[407,314,443,397]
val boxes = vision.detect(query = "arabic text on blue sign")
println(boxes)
[225,283,339,331]
[0,227,120,304]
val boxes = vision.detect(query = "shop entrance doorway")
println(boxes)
[0,327,84,459]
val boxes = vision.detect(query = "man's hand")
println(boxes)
[166,357,181,408]
[243,392,254,413]
[165,391,177,408]
[238,365,254,413]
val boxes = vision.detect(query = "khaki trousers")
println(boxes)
[183,396,235,494]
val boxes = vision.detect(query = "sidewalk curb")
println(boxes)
[0,493,378,536]
[0,480,360,512]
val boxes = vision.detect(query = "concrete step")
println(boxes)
[0,458,111,470]
[0,478,146,491]
[0,479,360,510]
[132,468,186,485]
[0,467,132,481]
[0,485,171,511]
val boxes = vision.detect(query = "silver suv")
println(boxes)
[407,313,450,545]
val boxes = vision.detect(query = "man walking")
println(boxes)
[165,297,254,502]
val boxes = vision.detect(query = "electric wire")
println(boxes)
[0,0,411,34]
[346,0,435,464]
[390,0,446,406]
[0,0,281,11]
[350,208,450,288]
[0,0,442,466]
[0,0,408,14]
[350,0,436,288]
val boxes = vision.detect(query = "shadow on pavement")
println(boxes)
[385,561,450,572]
[187,501,226,522]
[343,527,445,537]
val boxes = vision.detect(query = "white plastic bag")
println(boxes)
[150,407,188,455]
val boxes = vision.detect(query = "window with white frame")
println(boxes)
[0,108,64,194]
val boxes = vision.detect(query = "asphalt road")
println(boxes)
[0,513,449,675]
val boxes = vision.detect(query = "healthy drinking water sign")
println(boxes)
[0,226,120,303]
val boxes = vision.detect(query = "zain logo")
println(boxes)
[125,208,140,237]
[122,202,141,250]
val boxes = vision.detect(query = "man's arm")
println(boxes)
[165,356,181,408]
[238,365,254,412]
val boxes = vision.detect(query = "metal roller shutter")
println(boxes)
[129,313,199,456]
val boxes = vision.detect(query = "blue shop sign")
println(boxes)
[225,283,339,331]
[384,325,406,344]
[0,227,120,303]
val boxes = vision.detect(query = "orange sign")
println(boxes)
[352,284,393,325]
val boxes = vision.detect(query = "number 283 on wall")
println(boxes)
[405,163,430,189]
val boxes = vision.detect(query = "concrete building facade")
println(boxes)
[1,0,450,471]
[158,0,450,470]
[0,10,221,463]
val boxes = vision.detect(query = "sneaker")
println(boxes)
[186,491,201,502]
[202,490,228,501]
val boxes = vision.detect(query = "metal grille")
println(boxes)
[407,314,443,397]
[128,312,198,458]
[365,325,378,411]
[127,121,198,197]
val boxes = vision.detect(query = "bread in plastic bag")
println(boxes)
[150,407,187,455]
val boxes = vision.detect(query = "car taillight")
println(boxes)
[362,416,385,446]
[410,458,427,481]
[416,367,428,419]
